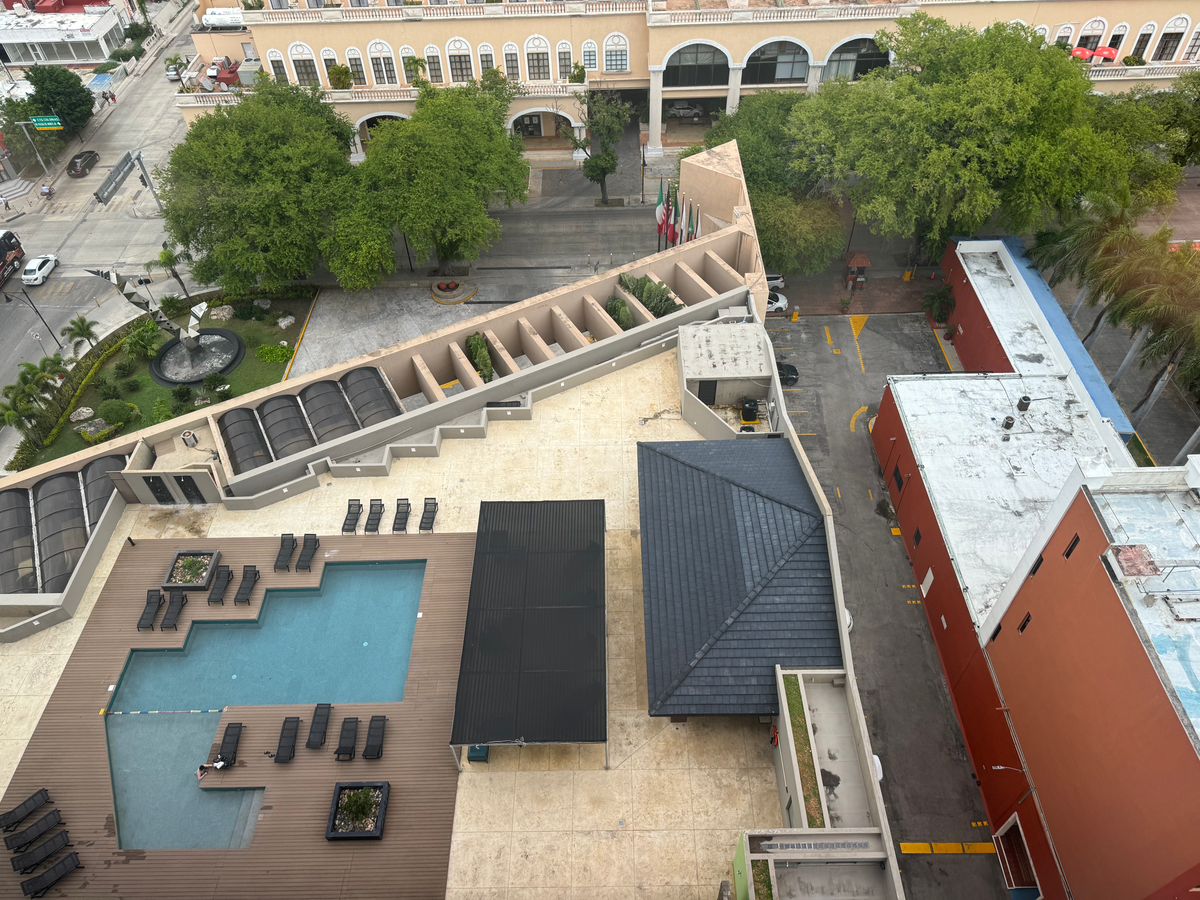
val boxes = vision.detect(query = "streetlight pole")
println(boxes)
[5,290,63,350]
[16,122,48,178]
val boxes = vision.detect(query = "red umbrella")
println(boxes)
[1092,46,1118,60]
[1072,46,1094,59]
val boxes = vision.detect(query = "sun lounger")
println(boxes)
[334,717,358,760]
[274,534,297,572]
[365,500,384,534]
[160,589,188,631]
[275,717,300,764]
[419,497,438,533]
[218,722,242,765]
[11,830,70,875]
[393,499,410,534]
[207,565,232,605]
[1,789,49,833]
[297,534,319,571]
[137,589,163,631]
[4,810,61,853]
[342,499,362,534]
[234,565,258,605]
[363,715,386,760]
[20,851,81,898]
[306,703,332,749]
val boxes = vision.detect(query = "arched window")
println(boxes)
[604,33,629,72]
[345,47,366,85]
[1154,16,1190,60]
[1054,24,1075,46]
[1077,19,1105,52]
[823,38,888,81]
[582,40,597,71]
[399,45,416,83]
[289,42,318,86]
[526,35,550,81]
[1106,23,1127,53]
[557,40,572,80]
[1034,25,1050,41]
[447,37,472,82]
[1131,23,1157,60]
[1184,27,1200,60]
[321,47,338,85]
[664,43,727,87]
[425,44,444,83]
[368,40,397,85]
[743,41,808,84]
[503,42,519,80]
[478,42,495,73]
[267,48,287,83]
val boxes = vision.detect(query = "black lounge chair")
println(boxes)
[4,810,61,853]
[363,715,386,760]
[11,830,70,875]
[274,534,297,572]
[306,703,332,749]
[137,589,163,631]
[393,499,410,534]
[334,717,358,760]
[419,497,438,533]
[160,589,188,631]
[234,566,259,605]
[297,534,319,572]
[218,722,242,765]
[207,565,232,605]
[20,851,81,898]
[1,789,49,833]
[365,500,384,534]
[275,717,300,764]
[342,499,362,534]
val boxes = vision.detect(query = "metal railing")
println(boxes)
[1087,62,1200,80]
[652,4,914,25]
[246,0,641,22]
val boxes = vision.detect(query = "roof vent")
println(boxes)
[1017,395,1031,411]
[1002,415,1015,430]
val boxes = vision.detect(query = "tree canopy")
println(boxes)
[788,14,1163,255]
[0,97,65,172]
[158,78,354,294]
[26,65,95,134]
[570,89,631,204]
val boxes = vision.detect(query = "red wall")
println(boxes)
[940,242,1013,375]
[990,491,1200,899]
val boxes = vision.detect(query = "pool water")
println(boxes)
[106,561,425,849]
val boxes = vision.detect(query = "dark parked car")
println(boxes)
[777,361,799,386]
[66,150,100,177]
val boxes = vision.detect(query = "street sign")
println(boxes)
[93,151,134,204]
[30,116,62,131]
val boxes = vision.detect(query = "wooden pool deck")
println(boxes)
[0,533,475,899]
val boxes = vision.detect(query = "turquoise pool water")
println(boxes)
[106,561,425,849]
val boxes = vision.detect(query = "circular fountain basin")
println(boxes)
[149,328,247,387]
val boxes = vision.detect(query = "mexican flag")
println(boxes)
[655,180,665,235]
[666,188,676,243]
[686,203,694,242]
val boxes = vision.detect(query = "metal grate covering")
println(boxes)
[339,367,401,427]
[257,396,316,459]
[0,489,36,593]
[81,455,125,530]
[299,381,360,443]
[33,473,89,593]
[451,500,607,745]
[218,408,273,475]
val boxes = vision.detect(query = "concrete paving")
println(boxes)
[769,312,1009,900]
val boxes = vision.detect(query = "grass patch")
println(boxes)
[1128,433,1156,467]
[751,859,772,899]
[28,300,310,467]
[783,673,824,828]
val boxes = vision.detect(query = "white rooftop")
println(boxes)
[0,8,112,34]
[889,372,1122,627]
[678,322,770,380]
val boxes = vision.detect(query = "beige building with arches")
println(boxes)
[180,0,1200,156]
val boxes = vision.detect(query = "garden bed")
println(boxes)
[783,673,825,828]
[162,550,222,591]
[326,782,390,841]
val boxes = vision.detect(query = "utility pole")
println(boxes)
[5,290,63,350]
[134,151,163,212]
[16,122,48,177]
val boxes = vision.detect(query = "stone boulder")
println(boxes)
[276,315,296,329]
[209,305,235,321]
[74,418,110,437]
[253,298,271,310]
[69,406,94,423]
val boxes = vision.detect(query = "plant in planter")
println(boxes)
[326,782,390,840]
[606,295,635,331]
[921,284,955,325]
[163,550,221,589]
[465,332,493,383]
[327,64,353,90]
[1123,54,1146,66]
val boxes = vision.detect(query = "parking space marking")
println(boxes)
[931,320,956,371]
[900,842,994,855]
[836,487,841,499]
[868,489,873,501]
[849,315,868,373]
[890,527,902,536]
[783,388,804,392]
[971,820,989,828]
[824,326,833,345]
[849,406,868,431]
[899,843,931,854]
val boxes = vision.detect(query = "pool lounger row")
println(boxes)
[1,789,49,833]
[276,717,301,764]
[136,589,186,631]
[343,499,431,534]
[20,851,81,898]
[11,829,71,875]
[333,715,387,761]
[5,809,61,854]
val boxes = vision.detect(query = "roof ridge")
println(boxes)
[648,530,809,716]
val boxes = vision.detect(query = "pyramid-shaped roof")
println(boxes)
[637,440,842,717]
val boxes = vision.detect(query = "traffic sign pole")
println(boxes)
[16,122,47,177]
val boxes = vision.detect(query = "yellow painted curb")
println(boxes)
[283,288,319,381]
[431,286,478,306]
[964,843,996,854]
[899,843,931,854]
[932,843,963,854]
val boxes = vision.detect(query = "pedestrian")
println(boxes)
[110,91,117,105]
[0,196,8,211]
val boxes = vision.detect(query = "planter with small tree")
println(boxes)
[326,782,390,840]
[162,550,222,591]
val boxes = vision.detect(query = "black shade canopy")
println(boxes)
[219,408,272,475]
[257,396,316,459]
[451,500,607,746]
[340,367,400,427]
[299,381,360,443]
[81,455,125,529]
[33,473,88,593]
[0,489,36,593]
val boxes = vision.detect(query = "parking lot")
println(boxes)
[769,312,1009,900]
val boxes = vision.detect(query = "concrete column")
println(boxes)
[806,61,825,93]
[725,64,744,115]
[573,124,586,162]
[647,66,664,157]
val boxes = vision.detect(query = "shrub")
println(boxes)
[123,321,163,361]
[233,302,257,320]
[81,422,124,445]
[1123,55,1146,66]
[97,380,124,401]
[91,375,110,395]
[921,284,956,324]
[130,42,147,60]
[327,64,353,90]
[158,295,188,317]
[171,384,194,404]
[93,61,119,74]
[255,343,293,363]
[96,399,140,426]
[203,372,228,393]
[109,47,134,62]
[125,21,153,41]
[618,273,678,318]
[152,397,173,424]
[465,332,493,383]
[569,61,586,84]
[606,295,635,331]
[340,788,375,824]
[6,440,40,472]
[244,334,262,349]
[113,359,137,378]
[122,378,141,393]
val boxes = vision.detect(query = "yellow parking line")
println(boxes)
[891,527,902,536]
[899,843,931,855]
[824,326,832,345]
[964,843,996,854]
[849,315,868,373]
[932,843,963,854]
[849,406,868,431]
[932,320,955,372]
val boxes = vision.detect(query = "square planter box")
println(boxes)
[326,782,390,841]
[162,549,222,591]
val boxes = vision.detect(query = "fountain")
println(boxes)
[150,327,245,387]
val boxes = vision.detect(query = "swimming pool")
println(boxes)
[106,560,425,849]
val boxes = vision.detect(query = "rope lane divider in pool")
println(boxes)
[102,709,224,716]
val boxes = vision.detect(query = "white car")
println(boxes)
[21,254,58,286]
[765,270,786,291]
[766,290,788,313]
[666,102,705,119]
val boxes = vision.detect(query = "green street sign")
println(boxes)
[30,116,62,131]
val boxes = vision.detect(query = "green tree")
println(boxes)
[146,243,192,299]
[1089,87,1185,208]
[569,89,631,205]
[1145,70,1200,166]
[60,313,100,356]
[788,14,1135,256]
[159,77,354,293]
[0,396,46,448]
[0,97,66,173]
[164,53,184,73]
[325,72,527,284]
[25,65,96,135]
[123,321,164,361]
[750,189,845,276]
[684,91,807,196]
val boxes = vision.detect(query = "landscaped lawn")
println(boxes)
[29,298,312,467]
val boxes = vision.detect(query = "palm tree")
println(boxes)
[60,314,100,357]
[146,244,192,300]
[123,322,164,361]
[164,53,184,73]
[0,397,45,448]
[8,354,67,412]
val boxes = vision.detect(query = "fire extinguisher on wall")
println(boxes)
[770,725,779,747]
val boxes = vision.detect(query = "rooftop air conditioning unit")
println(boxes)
[181,430,199,448]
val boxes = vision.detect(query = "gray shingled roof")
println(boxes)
[637,440,842,717]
